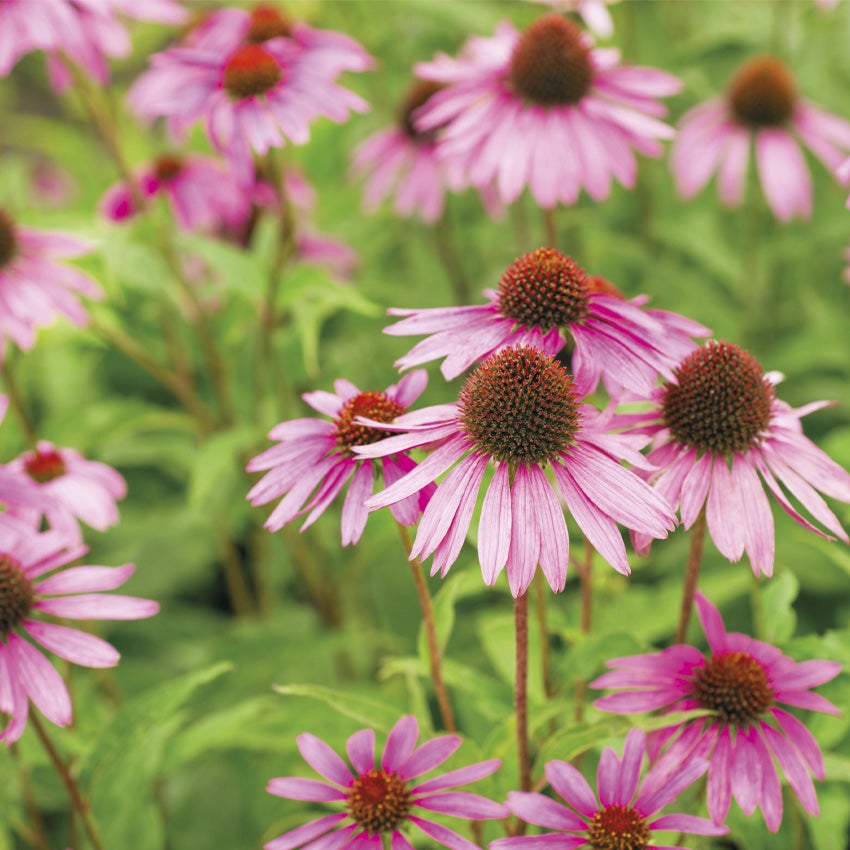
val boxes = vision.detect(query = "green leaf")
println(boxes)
[478,614,544,703]
[273,684,403,732]
[760,569,799,644]
[180,233,266,302]
[416,569,482,665]
[809,786,850,850]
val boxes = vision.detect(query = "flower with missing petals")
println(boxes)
[265,714,507,850]
[593,592,841,831]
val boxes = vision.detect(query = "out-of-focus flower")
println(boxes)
[359,346,675,597]
[672,55,850,221]
[593,592,841,831]
[385,248,709,396]
[247,371,433,546]
[0,210,102,358]
[615,340,850,577]
[528,0,621,38]
[0,516,158,744]
[0,0,83,77]
[491,729,725,850]
[265,714,507,850]
[0,398,50,517]
[414,14,680,209]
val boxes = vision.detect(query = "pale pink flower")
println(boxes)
[0,210,102,357]
[672,55,850,222]
[491,728,725,850]
[593,592,841,832]
[386,248,710,396]
[265,714,507,850]
[247,372,433,547]
[528,0,620,39]
[0,0,82,76]
[414,14,680,209]
[359,346,675,598]
[0,516,159,744]
[617,340,850,577]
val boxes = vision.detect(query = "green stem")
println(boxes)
[215,529,256,618]
[574,537,594,723]
[675,506,708,643]
[534,573,554,701]
[751,571,765,639]
[515,592,531,795]
[10,743,53,850]
[543,207,558,248]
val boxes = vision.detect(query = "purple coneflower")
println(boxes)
[0,516,158,744]
[414,14,680,209]
[0,0,84,76]
[672,55,850,221]
[617,340,850,577]
[593,592,841,831]
[491,728,726,850]
[358,345,675,597]
[265,714,507,850]
[386,248,709,396]
[247,372,433,546]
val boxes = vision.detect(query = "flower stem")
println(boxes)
[10,743,53,850]
[533,574,554,701]
[574,536,594,723]
[543,207,558,248]
[675,506,708,643]
[30,712,104,850]
[514,592,531,795]
[215,529,256,618]
[433,202,471,305]
[397,523,457,733]
[1,354,37,448]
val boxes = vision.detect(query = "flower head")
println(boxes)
[0,0,86,76]
[386,248,710,396]
[358,346,675,597]
[617,340,850,576]
[0,516,159,744]
[247,371,433,546]
[491,728,725,850]
[593,592,841,831]
[672,55,850,221]
[265,714,507,850]
[414,15,680,209]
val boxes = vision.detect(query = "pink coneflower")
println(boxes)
[358,346,675,598]
[5,442,127,543]
[672,55,850,222]
[0,398,50,517]
[0,516,159,744]
[0,0,82,76]
[0,210,102,357]
[265,714,507,850]
[593,592,841,831]
[491,728,726,850]
[528,0,621,39]
[247,371,433,546]
[618,340,850,577]
[128,4,372,185]
[414,14,680,209]
[386,248,709,396]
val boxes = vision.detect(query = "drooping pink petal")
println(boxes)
[7,635,72,728]
[23,621,119,668]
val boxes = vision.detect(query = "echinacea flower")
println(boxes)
[247,371,433,546]
[491,728,726,850]
[265,714,507,850]
[0,0,83,76]
[617,340,850,577]
[386,247,710,396]
[0,398,51,517]
[0,516,159,744]
[0,210,102,358]
[358,346,675,598]
[414,14,680,209]
[528,0,621,39]
[128,4,373,185]
[592,592,841,832]
[672,55,850,221]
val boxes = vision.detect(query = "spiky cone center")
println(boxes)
[333,391,406,450]
[0,554,35,638]
[223,44,282,99]
[693,650,775,727]
[24,448,67,483]
[346,769,412,834]
[497,248,591,332]
[154,154,184,183]
[460,346,581,466]
[587,805,650,850]
[660,341,774,456]
[509,14,594,106]
[400,79,447,142]
[0,209,18,269]
[729,56,797,128]
[246,5,293,43]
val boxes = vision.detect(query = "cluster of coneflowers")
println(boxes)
[0,1,849,849]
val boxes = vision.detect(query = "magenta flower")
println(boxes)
[0,516,159,744]
[247,371,433,546]
[414,14,680,209]
[491,728,725,850]
[386,248,709,396]
[128,5,373,185]
[0,0,83,76]
[618,340,850,577]
[265,714,507,850]
[358,346,675,597]
[593,592,841,832]
[528,0,621,39]
[671,55,850,222]
[0,210,102,357]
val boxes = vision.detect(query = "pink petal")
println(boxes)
[36,563,135,595]
[36,594,159,620]
[263,815,348,850]
[266,778,347,802]
[346,728,375,776]
[382,715,419,773]
[297,733,353,787]
[546,760,598,817]
[478,463,512,586]
[23,621,119,668]
[505,791,586,831]
[7,634,72,727]
[400,735,461,780]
